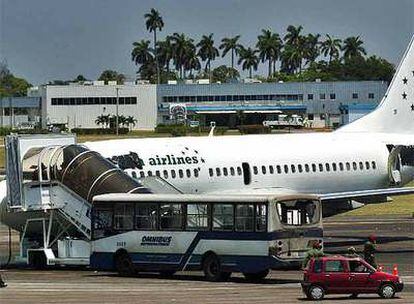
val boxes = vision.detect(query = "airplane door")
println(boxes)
[241,162,251,185]
[388,146,403,185]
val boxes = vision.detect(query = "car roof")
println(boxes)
[311,255,361,261]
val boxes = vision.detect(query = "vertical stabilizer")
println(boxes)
[338,36,414,134]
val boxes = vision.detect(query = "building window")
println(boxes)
[308,94,314,100]
[330,93,336,100]
[320,93,326,100]
[352,93,358,99]
[368,93,375,99]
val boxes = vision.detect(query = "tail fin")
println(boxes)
[338,36,414,134]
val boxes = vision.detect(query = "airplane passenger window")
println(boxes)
[262,166,267,174]
[325,163,330,172]
[319,164,324,172]
[209,168,213,177]
[372,161,377,170]
[365,161,370,170]
[291,165,296,173]
[171,170,176,178]
[155,170,160,177]
[237,167,242,175]
[305,164,310,172]
[346,162,351,171]
[163,170,169,178]
[216,168,221,176]
[223,167,228,176]
[359,162,364,170]
[269,165,274,174]
[312,164,317,172]
[230,167,235,176]
[131,171,137,178]
[332,163,337,171]
[194,169,199,178]
[298,164,303,173]
[353,162,357,170]
[147,171,153,176]
[276,165,282,174]
[339,163,344,171]
[179,169,184,178]
[186,169,191,178]
[140,171,145,178]
[284,165,289,174]
[253,166,258,175]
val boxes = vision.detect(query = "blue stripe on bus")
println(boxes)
[90,228,322,271]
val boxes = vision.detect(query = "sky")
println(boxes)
[0,0,413,85]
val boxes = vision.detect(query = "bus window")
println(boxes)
[212,204,234,231]
[114,203,134,230]
[136,203,158,230]
[256,204,267,232]
[277,200,319,226]
[160,204,183,230]
[187,204,209,230]
[93,205,113,238]
[235,204,254,232]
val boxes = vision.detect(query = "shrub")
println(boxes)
[71,128,129,135]
[238,125,271,134]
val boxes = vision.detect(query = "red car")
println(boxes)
[302,256,403,300]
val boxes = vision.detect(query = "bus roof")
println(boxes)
[92,193,320,204]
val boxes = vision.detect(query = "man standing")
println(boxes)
[364,235,377,268]
[302,241,324,268]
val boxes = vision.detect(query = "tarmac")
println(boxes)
[0,215,413,304]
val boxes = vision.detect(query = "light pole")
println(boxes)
[115,87,120,135]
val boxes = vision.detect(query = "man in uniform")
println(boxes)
[364,235,377,268]
[302,241,324,268]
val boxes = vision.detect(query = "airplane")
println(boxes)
[79,36,414,215]
[1,36,414,220]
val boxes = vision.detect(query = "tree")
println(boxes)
[238,47,259,78]
[171,33,196,79]
[283,25,305,73]
[74,75,87,83]
[157,36,175,73]
[131,39,154,80]
[184,47,201,78]
[219,35,243,75]
[0,64,31,97]
[95,114,110,128]
[303,34,320,66]
[98,70,125,84]
[211,65,240,83]
[256,29,282,77]
[284,25,304,47]
[197,34,219,79]
[342,36,366,60]
[144,8,164,84]
[125,115,137,130]
[321,34,342,63]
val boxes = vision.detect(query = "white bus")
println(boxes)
[90,193,322,281]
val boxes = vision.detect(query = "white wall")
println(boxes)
[42,84,157,130]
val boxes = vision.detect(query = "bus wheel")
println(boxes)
[203,254,225,282]
[243,269,269,282]
[114,251,135,277]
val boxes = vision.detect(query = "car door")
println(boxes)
[348,260,376,292]
[323,259,349,293]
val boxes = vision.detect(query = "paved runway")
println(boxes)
[0,216,413,303]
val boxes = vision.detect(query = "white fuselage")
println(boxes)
[84,132,397,195]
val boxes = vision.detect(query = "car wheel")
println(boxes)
[243,269,270,282]
[114,252,135,277]
[307,285,325,301]
[203,254,224,282]
[379,283,396,299]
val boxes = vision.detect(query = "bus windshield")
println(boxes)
[276,199,320,226]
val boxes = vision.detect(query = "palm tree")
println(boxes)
[281,44,303,74]
[197,34,219,80]
[125,116,137,130]
[256,29,282,77]
[238,47,259,78]
[284,25,303,47]
[144,8,164,84]
[95,115,106,128]
[303,33,320,66]
[219,35,243,72]
[184,47,201,78]
[157,36,174,73]
[171,33,196,79]
[320,34,342,63]
[342,36,367,60]
[131,40,154,66]
[283,25,305,73]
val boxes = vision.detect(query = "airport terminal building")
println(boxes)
[19,80,388,130]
